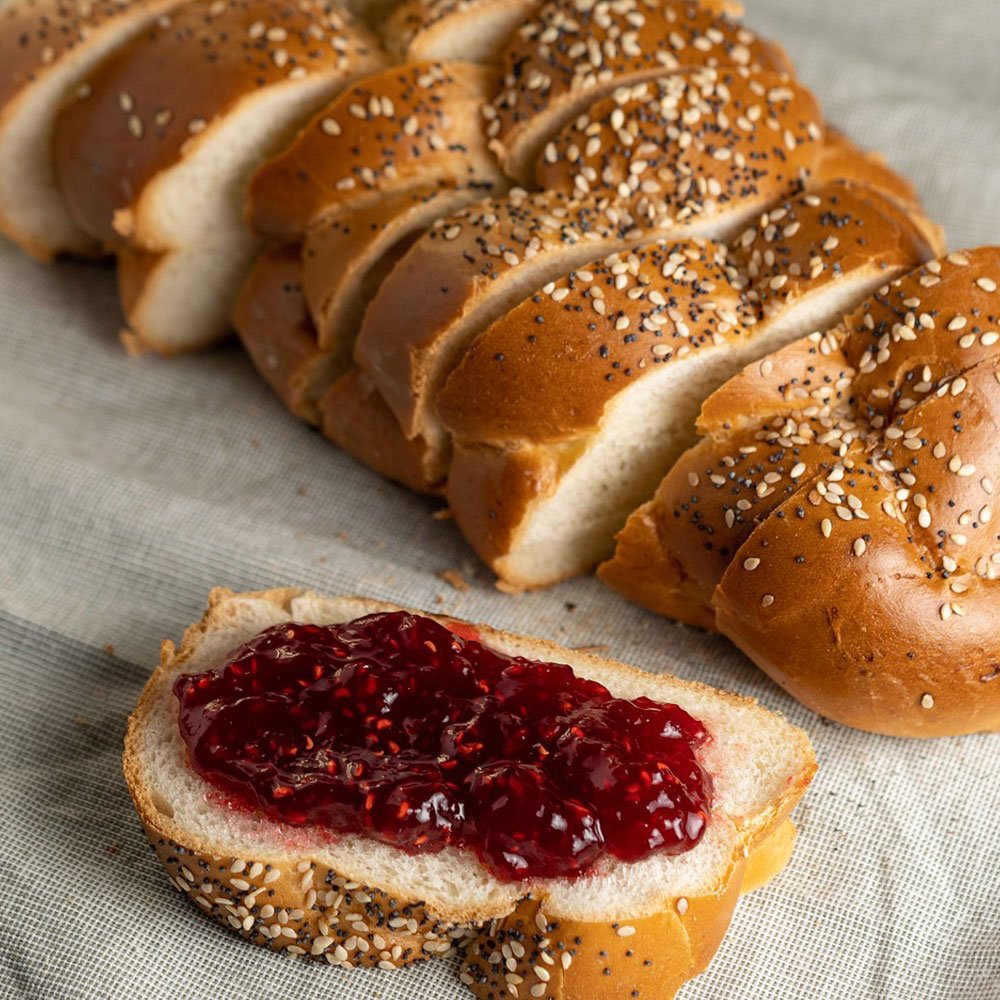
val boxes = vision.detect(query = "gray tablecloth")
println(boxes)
[2,1,999,997]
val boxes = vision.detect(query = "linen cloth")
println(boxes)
[1,0,999,997]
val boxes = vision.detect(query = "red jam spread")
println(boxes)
[175,612,712,881]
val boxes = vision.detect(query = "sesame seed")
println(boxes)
[617,926,636,937]
[853,538,867,557]
[976,277,997,292]
[676,897,689,915]
[743,557,760,571]
[821,518,832,538]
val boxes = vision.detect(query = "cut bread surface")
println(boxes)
[126,588,814,942]
[303,182,498,355]
[384,0,539,63]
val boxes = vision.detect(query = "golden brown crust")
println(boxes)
[438,183,933,588]
[384,0,746,66]
[740,818,796,893]
[809,128,946,255]
[319,368,446,493]
[0,0,157,111]
[54,0,381,248]
[462,880,742,1000]
[302,181,498,352]
[384,0,538,63]
[232,244,342,423]
[489,0,794,181]
[604,249,1000,737]
[440,240,746,444]
[596,499,716,630]
[353,189,645,456]
[248,60,503,241]
[536,68,824,229]
[731,180,936,323]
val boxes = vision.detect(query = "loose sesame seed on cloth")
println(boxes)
[0,1,999,999]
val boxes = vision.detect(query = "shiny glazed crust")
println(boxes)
[247,60,504,240]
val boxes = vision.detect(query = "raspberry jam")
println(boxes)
[175,613,712,881]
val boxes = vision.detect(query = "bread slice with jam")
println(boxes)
[124,587,815,999]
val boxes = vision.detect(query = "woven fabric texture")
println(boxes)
[1,0,998,997]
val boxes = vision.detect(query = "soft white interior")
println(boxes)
[125,69,370,348]
[127,232,262,350]
[0,2,176,256]
[138,74,354,252]
[402,1,534,63]
[135,592,809,923]
[501,265,909,586]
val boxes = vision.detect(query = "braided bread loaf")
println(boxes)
[6,0,994,740]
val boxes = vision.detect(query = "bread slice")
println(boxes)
[0,0,183,261]
[248,61,505,242]
[53,0,383,351]
[437,182,934,588]
[600,248,1000,738]
[488,0,793,182]
[124,587,815,997]
[350,70,829,495]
